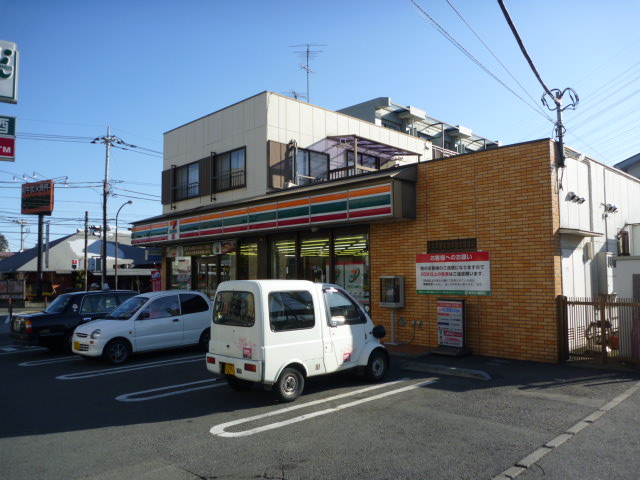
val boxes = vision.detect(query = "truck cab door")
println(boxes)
[322,286,367,370]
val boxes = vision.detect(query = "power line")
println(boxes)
[445,0,552,123]
[409,0,553,124]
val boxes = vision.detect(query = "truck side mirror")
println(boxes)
[372,325,386,339]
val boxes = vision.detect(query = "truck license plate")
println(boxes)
[224,363,235,375]
[73,341,80,351]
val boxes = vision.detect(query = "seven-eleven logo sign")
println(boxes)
[0,136,15,160]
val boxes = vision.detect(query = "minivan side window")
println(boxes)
[179,293,209,314]
[324,287,365,325]
[269,291,315,332]
[140,295,180,319]
[214,291,255,327]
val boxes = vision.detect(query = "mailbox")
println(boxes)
[380,276,404,308]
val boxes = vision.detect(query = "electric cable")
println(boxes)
[410,0,553,124]
[445,0,553,123]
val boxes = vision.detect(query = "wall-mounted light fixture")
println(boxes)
[567,191,586,204]
[603,203,618,213]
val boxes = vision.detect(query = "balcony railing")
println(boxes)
[173,181,199,201]
[431,145,459,159]
[212,170,246,193]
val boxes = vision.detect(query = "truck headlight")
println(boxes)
[90,329,102,339]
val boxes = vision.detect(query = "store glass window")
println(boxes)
[238,241,259,279]
[170,256,192,290]
[334,232,370,310]
[300,234,330,283]
[271,236,297,279]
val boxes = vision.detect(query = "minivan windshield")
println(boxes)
[105,296,149,320]
[44,294,72,314]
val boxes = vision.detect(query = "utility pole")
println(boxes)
[84,211,89,291]
[497,0,578,169]
[92,127,126,289]
[13,219,27,252]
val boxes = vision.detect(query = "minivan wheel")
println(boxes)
[198,328,210,352]
[364,349,388,382]
[274,367,304,402]
[102,339,131,365]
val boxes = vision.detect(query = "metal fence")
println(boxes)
[558,296,640,364]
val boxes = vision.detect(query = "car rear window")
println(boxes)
[180,293,209,314]
[213,291,255,327]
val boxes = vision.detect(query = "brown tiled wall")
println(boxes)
[371,140,562,363]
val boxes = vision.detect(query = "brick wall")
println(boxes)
[371,140,563,363]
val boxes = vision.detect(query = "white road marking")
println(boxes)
[56,354,204,380]
[0,346,47,356]
[210,377,437,438]
[116,379,224,402]
[19,356,83,366]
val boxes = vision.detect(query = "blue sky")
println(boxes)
[1,0,639,251]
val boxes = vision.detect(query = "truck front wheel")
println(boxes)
[365,349,388,382]
[274,367,304,402]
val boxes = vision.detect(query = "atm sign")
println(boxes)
[0,136,15,160]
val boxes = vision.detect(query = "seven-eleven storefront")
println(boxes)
[132,168,417,308]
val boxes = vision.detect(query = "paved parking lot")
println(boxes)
[2,333,640,480]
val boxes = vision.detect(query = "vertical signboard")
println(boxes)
[151,270,162,291]
[0,40,19,104]
[435,299,470,356]
[0,115,16,161]
[416,251,491,295]
[437,299,465,348]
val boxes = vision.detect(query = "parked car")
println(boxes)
[10,290,137,351]
[206,280,388,402]
[72,290,212,364]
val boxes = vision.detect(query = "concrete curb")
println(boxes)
[399,360,493,381]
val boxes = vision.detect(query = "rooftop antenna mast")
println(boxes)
[290,43,325,103]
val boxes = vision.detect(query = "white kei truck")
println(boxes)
[206,280,388,402]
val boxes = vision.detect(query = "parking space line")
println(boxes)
[210,377,437,438]
[56,354,204,380]
[0,346,47,356]
[19,356,83,367]
[116,379,224,402]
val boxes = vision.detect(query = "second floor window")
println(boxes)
[174,162,199,201]
[214,147,246,192]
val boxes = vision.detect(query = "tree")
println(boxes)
[0,233,9,252]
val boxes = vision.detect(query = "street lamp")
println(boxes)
[114,200,132,290]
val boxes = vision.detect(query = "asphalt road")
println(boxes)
[1,334,640,480]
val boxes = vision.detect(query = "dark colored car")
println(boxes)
[10,290,137,351]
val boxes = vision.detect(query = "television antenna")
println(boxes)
[289,43,325,103]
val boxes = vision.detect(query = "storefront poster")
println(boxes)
[416,251,491,295]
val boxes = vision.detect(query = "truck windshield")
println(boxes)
[213,291,255,327]
[44,294,72,314]
[105,296,148,320]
